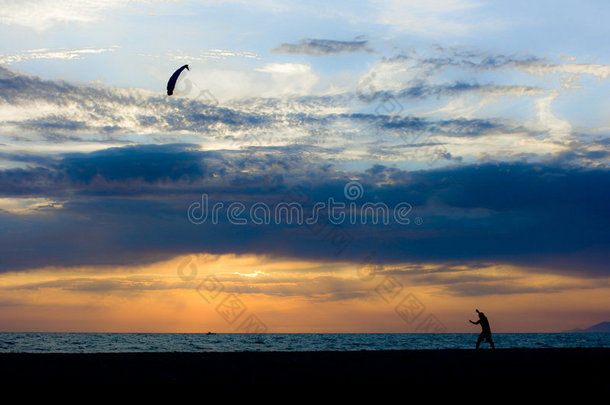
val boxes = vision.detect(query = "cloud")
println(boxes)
[369,0,499,37]
[0,143,213,197]
[3,276,188,292]
[0,0,167,30]
[361,47,610,100]
[253,63,320,95]
[0,65,281,140]
[1,61,608,170]
[417,48,545,71]
[0,197,63,214]
[523,62,610,83]
[0,261,374,301]
[169,49,260,62]
[272,38,372,56]
[0,46,119,65]
[534,91,572,140]
[0,145,608,278]
[0,66,517,164]
[435,275,607,297]
[360,80,542,103]
[442,282,560,297]
[375,261,607,297]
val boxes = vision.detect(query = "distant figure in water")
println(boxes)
[469,309,495,349]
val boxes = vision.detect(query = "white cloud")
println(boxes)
[198,0,323,15]
[534,91,572,140]
[256,63,320,96]
[0,46,119,65]
[0,0,171,30]
[368,0,498,37]
[183,63,319,99]
[522,62,610,85]
[169,49,260,62]
[257,62,312,75]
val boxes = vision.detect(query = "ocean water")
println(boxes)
[0,333,608,353]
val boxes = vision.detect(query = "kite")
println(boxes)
[167,64,190,96]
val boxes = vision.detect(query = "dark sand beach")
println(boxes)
[1,348,608,390]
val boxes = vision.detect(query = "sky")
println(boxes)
[0,0,609,333]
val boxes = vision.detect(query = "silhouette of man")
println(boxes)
[469,309,495,349]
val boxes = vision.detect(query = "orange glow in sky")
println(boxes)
[1,254,607,333]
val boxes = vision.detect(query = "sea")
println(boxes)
[0,333,609,353]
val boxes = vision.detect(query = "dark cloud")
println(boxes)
[0,144,608,278]
[15,116,89,132]
[272,38,372,56]
[0,144,212,197]
[0,66,137,107]
[60,144,207,184]
[343,112,512,140]
[420,49,544,71]
[365,82,541,104]
[380,115,507,137]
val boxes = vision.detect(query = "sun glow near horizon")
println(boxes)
[0,254,606,333]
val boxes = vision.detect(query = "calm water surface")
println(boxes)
[0,333,608,353]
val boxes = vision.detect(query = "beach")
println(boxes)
[1,348,608,390]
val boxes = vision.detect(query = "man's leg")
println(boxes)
[476,333,483,349]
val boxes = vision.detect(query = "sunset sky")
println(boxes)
[0,0,609,333]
